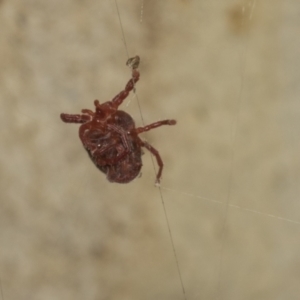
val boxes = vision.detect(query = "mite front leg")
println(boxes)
[140,140,164,183]
[135,119,176,135]
[111,69,140,109]
[60,113,91,124]
[78,122,95,143]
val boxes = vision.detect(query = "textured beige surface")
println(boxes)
[0,0,300,299]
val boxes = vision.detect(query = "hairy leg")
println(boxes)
[140,139,164,183]
[135,119,176,135]
[60,113,91,124]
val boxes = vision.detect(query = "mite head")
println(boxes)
[94,100,117,122]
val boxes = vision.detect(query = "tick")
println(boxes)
[60,56,176,184]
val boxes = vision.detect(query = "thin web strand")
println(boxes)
[158,187,187,299]
[216,1,256,298]
[114,1,186,299]
[114,0,129,58]
[161,186,300,226]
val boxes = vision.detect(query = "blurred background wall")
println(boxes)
[0,0,300,299]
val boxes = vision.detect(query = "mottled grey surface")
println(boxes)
[0,0,300,300]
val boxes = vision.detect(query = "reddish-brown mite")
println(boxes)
[60,56,176,183]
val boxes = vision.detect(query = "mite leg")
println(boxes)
[91,143,129,166]
[81,109,94,117]
[60,113,91,124]
[111,69,140,109]
[140,140,164,183]
[135,119,176,135]
[79,122,94,142]
[101,144,128,165]
[107,124,132,151]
